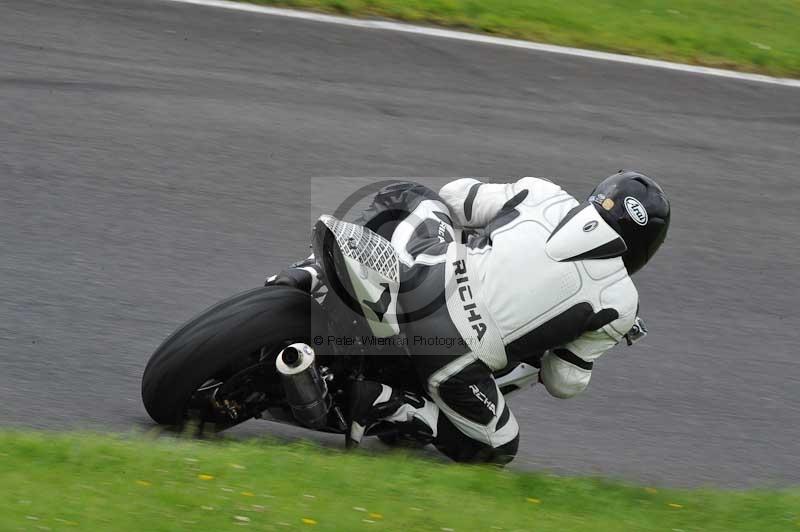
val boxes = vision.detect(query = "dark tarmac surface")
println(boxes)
[1,0,798,487]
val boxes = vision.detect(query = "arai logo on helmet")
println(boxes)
[624,196,648,226]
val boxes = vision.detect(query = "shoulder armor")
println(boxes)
[545,202,627,262]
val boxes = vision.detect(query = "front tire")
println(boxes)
[141,286,321,428]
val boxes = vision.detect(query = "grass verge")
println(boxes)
[247,0,800,78]
[1,431,798,531]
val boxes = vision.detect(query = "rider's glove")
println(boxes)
[624,316,648,346]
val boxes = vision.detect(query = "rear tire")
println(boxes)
[141,286,323,428]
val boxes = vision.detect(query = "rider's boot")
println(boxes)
[265,255,325,294]
[346,380,438,448]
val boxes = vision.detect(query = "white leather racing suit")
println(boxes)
[438,177,639,398]
[352,178,641,464]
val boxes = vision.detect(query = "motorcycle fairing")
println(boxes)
[312,215,401,337]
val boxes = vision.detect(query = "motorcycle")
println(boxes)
[141,215,541,444]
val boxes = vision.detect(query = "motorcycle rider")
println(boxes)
[269,171,670,464]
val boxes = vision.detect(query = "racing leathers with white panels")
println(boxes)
[348,177,639,464]
[439,177,639,398]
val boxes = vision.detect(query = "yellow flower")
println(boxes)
[136,480,152,487]
[526,498,541,504]
[668,503,684,509]
[302,518,318,526]
[368,513,383,520]
[198,474,214,481]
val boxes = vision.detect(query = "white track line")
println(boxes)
[163,0,800,89]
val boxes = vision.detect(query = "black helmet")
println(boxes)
[589,170,670,275]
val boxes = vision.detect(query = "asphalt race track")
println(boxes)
[2,0,798,488]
